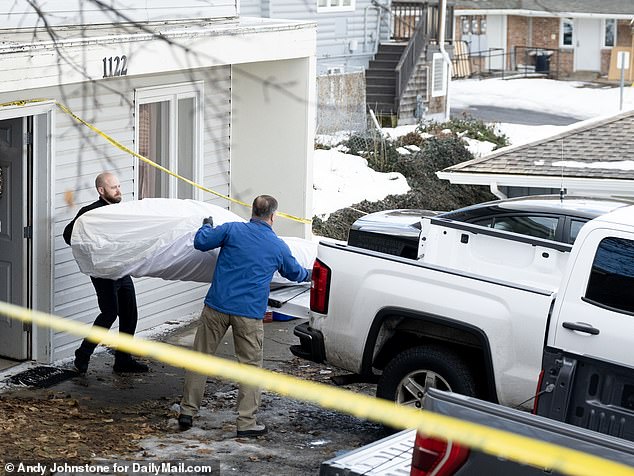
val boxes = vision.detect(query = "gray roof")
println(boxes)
[443,109,634,180]
[454,1,634,15]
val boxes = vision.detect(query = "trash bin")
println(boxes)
[535,53,550,73]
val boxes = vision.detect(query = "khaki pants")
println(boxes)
[180,305,264,431]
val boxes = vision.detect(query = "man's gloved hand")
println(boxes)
[202,216,214,227]
[305,268,313,283]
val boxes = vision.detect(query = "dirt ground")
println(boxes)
[0,319,388,475]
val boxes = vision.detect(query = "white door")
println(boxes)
[550,228,634,369]
[486,15,506,72]
[0,117,29,360]
[575,18,601,71]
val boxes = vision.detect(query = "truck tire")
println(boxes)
[376,346,476,408]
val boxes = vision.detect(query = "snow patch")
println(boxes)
[462,136,496,158]
[312,149,410,219]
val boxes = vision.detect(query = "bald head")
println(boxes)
[95,172,122,204]
[251,195,278,223]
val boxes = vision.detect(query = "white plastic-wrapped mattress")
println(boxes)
[69,198,316,284]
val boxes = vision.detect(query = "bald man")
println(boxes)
[63,172,148,375]
[178,195,311,436]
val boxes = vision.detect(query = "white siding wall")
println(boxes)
[4,0,237,28]
[0,67,231,360]
[240,0,390,73]
[240,0,263,17]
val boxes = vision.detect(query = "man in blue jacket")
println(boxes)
[178,195,311,436]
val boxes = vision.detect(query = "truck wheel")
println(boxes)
[376,346,476,408]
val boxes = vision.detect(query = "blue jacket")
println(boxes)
[194,219,310,319]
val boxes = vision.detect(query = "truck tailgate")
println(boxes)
[320,429,415,476]
[320,389,634,475]
[268,284,311,319]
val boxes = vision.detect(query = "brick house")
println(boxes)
[453,1,634,77]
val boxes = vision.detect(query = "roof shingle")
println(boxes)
[443,109,634,180]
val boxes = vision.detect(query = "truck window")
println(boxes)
[491,215,558,240]
[585,237,634,313]
[569,219,587,244]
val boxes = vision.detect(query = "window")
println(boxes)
[604,19,616,47]
[561,18,574,47]
[461,17,470,35]
[461,16,486,35]
[569,219,587,244]
[135,83,203,200]
[491,215,558,241]
[472,218,493,228]
[317,0,353,13]
[585,237,634,314]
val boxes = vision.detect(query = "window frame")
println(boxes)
[560,17,574,48]
[317,0,355,14]
[583,236,634,316]
[489,214,560,241]
[602,18,617,48]
[568,218,588,244]
[134,82,204,201]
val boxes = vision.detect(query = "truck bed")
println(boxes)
[320,389,634,475]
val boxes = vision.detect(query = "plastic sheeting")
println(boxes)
[70,198,316,284]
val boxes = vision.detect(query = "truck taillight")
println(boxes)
[410,434,469,476]
[532,369,545,414]
[309,259,331,314]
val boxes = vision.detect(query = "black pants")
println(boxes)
[77,275,138,361]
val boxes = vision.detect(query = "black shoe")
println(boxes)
[237,424,267,438]
[113,358,149,373]
[178,414,193,431]
[74,349,90,374]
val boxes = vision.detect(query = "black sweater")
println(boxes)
[63,197,109,245]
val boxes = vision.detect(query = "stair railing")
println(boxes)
[395,6,429,110]
[394,2,453,112]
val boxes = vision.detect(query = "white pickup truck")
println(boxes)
[292,205,634,411]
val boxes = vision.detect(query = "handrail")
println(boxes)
[371,0,391,15]
[449,44,561,79]
[392,2,454,111]
[370,0,391,42]
[395,9,429,108]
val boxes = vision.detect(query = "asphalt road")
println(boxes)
[452,105,581,126]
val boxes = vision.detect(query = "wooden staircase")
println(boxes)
[365,42,407,117]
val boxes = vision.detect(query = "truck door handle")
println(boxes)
[562,321,599,335]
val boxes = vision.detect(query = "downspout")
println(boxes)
[490,182,507,199]
[368,0,390,55]
[438,0,452,121]
[364,5,374,53]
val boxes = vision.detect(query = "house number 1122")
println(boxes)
[102,55,128,78]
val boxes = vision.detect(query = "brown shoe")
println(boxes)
[237,424,267,437]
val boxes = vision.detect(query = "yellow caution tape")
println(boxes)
[0,300,633,476]
[0,99,311,225]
